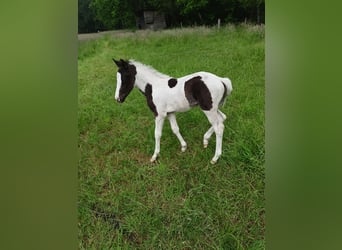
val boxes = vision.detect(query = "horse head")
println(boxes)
[113,58,137,103]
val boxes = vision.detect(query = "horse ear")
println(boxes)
[120,59,129,69]
[113,58,121,67]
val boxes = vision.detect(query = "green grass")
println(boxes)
[78,25,264,249]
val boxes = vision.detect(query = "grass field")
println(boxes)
[78,25,265,249]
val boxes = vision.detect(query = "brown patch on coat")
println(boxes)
[184,76,213,110]
[168,78,178,88]
[145,84,158,116]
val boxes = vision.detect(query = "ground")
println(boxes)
[78,25,265,249]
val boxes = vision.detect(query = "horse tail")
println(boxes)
[219,77,233,106]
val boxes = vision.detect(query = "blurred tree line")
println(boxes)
[78,0,264,33]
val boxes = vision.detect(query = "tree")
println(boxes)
[79,0,265,32]
[90,0,136,30]
[175,0,208,24]
[78,0,98,33]
[237,0,265,23]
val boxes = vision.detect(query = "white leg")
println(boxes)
[203,126,214,148]
[204,110,225,164]
[211,122,224,164]
[203,110,226,149]
[151,115,165,162]
[218,110,227,121]
[168,113,187,152]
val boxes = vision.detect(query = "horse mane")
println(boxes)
[129,59,170,79]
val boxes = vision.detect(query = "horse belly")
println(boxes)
[166,97,190,113]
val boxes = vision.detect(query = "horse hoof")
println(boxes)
[210,159,217,164]
[181,146,187,152]
[150,156,157,163]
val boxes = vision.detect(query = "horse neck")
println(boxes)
[133,62,170,92]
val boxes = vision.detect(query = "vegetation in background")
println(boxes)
[78,25,264,249]
[78,0,265,32]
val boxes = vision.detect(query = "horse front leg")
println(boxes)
[168,113,187,152]
[150,115,165,162]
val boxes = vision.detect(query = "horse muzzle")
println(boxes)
[115,96,124,103]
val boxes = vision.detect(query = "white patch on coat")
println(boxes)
[114,59,233,164]
[114,72,121,101]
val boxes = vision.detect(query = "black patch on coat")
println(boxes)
[145,84,158,117]
[113,59,137,102]
[184,76,213,110]
[168,78,178,88]
[219,81,227,106]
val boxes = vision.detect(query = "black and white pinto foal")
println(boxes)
[113,59,232,164]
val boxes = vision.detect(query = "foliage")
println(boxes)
[78,0,98,33]
[78,0,265,32]
[78,25,265,249]
[176,0,208,15]
[89,0,136,30]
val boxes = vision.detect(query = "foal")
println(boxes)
[113,58,232,164]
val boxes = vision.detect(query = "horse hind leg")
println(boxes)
[203,109,226,149]
[218,110,227,121]
[203,110,225,164]
[203,126,214,148]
